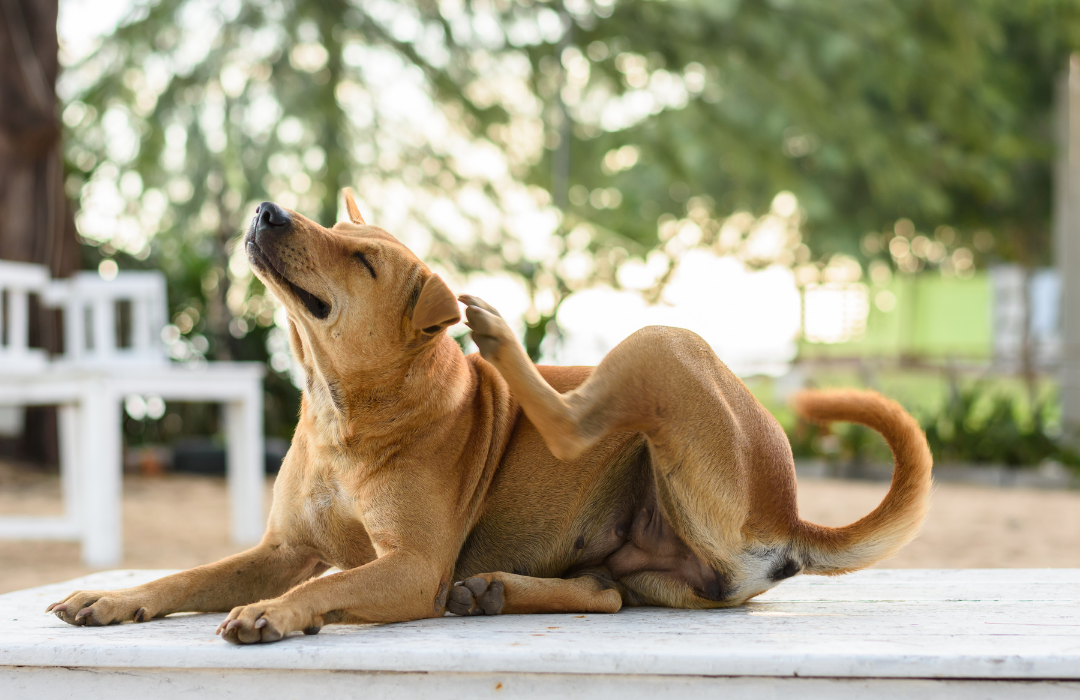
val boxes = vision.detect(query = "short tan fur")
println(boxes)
[48,190,933,642]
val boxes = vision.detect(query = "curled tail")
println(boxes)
[792,389,933,575]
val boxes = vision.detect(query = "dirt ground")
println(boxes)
[2,464,1079,595]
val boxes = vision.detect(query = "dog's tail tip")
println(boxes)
[792,388,934,575]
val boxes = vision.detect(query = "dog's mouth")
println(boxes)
[246,240,332,320]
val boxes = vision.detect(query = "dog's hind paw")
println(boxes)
[458,296,512,363]
[447,576,504,616]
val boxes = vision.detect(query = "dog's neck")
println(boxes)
[299,333,471,457]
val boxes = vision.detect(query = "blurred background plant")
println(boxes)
[6,0,1080,471]
[921,379,1078,468]
[785,378,1079,470]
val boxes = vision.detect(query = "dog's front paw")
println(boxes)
[216,600,322,644]
[458,295,513,363]
[47,590,156,626]
[447,576,504,616]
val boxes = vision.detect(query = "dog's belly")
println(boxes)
[453,422,728,602]
[453,423,646,579]
[590,477,731,603]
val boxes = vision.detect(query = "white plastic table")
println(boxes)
[1,569,1077,698]
[0,261,267,567]
[0,363,265,567]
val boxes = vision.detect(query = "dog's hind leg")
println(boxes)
[462,295,702,461]
[460,296,766,462]
[461,296,801,602]
[445,572,622,616]
[461,295,599,461]
[461,295,763,464]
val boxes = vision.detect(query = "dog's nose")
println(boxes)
[255,202,289,234]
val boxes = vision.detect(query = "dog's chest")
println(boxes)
[299,476,374,568]
[305,478,341,515]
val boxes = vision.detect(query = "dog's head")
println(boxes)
[244,189,461,424]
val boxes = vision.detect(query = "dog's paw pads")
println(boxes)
[447,577,504,616]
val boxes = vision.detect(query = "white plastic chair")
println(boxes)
[0,260,50,374]
[0,261,88,558]
[43,271,169,367]
[0,264,266,567]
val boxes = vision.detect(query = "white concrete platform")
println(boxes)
[1,569,1078,698]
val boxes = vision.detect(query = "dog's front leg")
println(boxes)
[217,549,447,644]
[48,538,327,626]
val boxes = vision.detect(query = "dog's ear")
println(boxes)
[343,188,366,225]
[411,275,460,334]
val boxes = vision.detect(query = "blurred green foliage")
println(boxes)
[534,0,1080,264]
[58,0,1080,450]
[773,373,1080,470]
[921,380,1079,468]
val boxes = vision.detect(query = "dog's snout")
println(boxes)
[255,201,289,234]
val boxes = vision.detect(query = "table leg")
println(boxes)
[58,404,81,533]
[225,387,265,545]
[80,383,123,567]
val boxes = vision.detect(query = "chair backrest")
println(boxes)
[44,271,169,367]
[0,260,50,374]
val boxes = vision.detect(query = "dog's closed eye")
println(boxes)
[353,251,377,279]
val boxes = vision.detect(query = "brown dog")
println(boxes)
[47,189,933,643]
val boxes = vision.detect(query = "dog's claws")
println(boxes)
[458,295,502,318]
[134,607,148,623]
[75,608,93,621]
[255,617,268,629]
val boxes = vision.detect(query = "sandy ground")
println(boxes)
[1,466,1079,595]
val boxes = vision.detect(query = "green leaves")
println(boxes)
[921,380,1078,468]
[530,0,1075,263]
[59,0,1080,444]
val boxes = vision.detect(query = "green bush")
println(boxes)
[920,381,1079,468]
[782,378,1080,471]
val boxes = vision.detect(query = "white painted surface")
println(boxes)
[3,667,1078,700]
[2,569,1077,683]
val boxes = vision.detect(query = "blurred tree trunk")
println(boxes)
[0,0,81,466]
[1056,56,1080,438]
